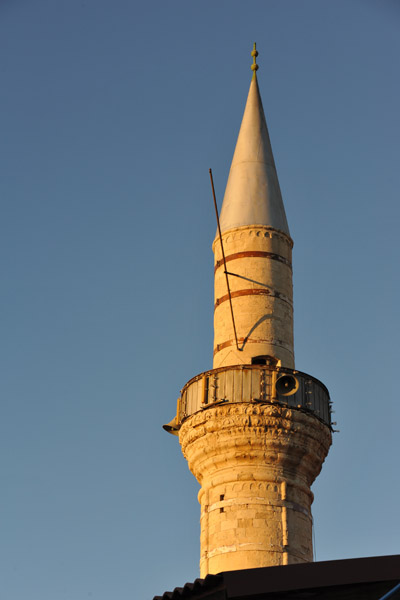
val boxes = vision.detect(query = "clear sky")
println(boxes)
[1,1,399,599]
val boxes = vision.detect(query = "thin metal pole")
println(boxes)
[378,582,400,600]
[209,168,239,351]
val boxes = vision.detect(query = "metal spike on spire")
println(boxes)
[251,42,259,79]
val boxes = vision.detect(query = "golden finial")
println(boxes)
[251,42,259,78]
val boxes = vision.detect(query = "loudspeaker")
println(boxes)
[275,374,299,396]
[162,417,180,436]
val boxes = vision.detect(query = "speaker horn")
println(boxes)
[275,374,299,397]
[163,417,180,436]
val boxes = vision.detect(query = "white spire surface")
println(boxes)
[219,73,290,236]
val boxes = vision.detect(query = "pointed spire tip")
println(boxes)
[218,44,290,236]
[251,42,259,79]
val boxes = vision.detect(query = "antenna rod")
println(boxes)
[209,168,240,351]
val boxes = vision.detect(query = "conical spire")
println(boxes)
[219,45,290,236]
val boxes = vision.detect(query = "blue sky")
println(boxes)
[1,1,399,599]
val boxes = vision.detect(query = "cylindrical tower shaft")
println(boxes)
[180,401,331,576]
[213,225,294,368]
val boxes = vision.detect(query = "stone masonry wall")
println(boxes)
[179,402,332,577]
[212,225,294,369]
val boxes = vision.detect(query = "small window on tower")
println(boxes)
[251,355,278,367]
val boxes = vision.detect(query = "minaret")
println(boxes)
[164,45,332,577]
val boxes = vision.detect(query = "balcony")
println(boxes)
[178,364,332,429]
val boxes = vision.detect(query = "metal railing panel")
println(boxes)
[179,365,331,429]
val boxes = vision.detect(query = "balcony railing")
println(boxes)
[179,365,332,429]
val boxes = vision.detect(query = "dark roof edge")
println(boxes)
[222,554,400,598]
[153,573,223,600]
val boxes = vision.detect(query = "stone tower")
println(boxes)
[164,45,332,577]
